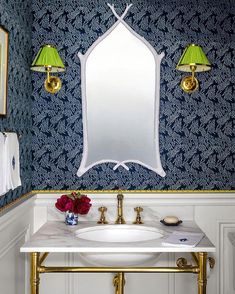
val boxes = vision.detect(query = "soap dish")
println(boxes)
[160,219,182,226]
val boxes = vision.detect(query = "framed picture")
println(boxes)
[0,26,9,116]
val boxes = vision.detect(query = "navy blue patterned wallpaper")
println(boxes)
[31,0,235,190]
[0,1,33,208]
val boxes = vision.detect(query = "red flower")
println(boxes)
[80,195,91,204]
[55,193,92,215]
[55,195,74,212]
[73,196,92,215]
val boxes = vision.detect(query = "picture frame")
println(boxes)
[0,26,9,116]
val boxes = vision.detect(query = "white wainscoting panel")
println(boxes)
[39,253,70,294]
[0,198,34,294]
[219,223,235,294]
[228,230,235,294]
[195,206,235,294]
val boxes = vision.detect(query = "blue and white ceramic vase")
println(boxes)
[65,211,78,225]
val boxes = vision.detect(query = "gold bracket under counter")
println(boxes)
[30,251,214,294]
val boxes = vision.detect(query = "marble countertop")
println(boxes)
[20,220,215,253]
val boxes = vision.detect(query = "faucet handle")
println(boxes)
[133,207,144,224]
[97,207,109,224]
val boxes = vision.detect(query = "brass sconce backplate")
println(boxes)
[44,76,62,94]
[180,76,199,93]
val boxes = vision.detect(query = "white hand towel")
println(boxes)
[0,132,7,196]
[5,132,21,190]
[162,231,204,247]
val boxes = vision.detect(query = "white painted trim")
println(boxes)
[25,225,31,294]
[33,193,235,206]
[168,253,176,294]
[65,253,73,294]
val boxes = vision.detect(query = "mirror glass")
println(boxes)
[77,9,165,178]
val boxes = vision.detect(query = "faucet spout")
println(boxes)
[115,193,126,224]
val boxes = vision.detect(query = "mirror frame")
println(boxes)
[77,4,166,178]
[0,26,9,116]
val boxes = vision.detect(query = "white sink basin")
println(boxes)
[76,224,163,243]
[75,225,164,266]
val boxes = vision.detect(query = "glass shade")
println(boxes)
[31,44,65,73]
[176,44,211,72]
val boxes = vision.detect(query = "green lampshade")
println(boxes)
[176,44,211,72]
[31,44,65,73]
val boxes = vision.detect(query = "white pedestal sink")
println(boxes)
[75,225,164,266]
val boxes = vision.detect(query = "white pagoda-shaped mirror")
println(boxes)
[77,4,166,177]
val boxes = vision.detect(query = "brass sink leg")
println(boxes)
[198,252,207,294]
[31,252,40,294]
[113,273,125,294]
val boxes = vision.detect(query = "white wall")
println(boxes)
[1,192,235,294]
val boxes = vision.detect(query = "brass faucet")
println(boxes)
[115,193,126,224]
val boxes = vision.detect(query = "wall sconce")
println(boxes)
[176,44,211,93]
[31,44,65,94]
